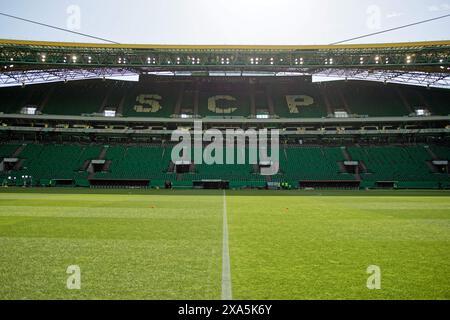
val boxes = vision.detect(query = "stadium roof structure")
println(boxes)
[1,39,450,88]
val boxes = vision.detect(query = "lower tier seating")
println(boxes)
[1,143,449,188]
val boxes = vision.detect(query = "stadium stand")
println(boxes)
[272,83,328,118]
[121,82,178,117]
[94,145,176,187]
[2,142,449,189]
[0,143,21,158]
[274,146,356,183]
[185,146,266,188]
[1,143,104,186]
[348,145,449,188]
[430,145,450,159]
[43,81,109,116]
[1,79,449,118]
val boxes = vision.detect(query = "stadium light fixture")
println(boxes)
[104,109,116,117]
[22,106,37,115]
[334,110,349,118]
[415,108,431,116]
[220,57,230,65]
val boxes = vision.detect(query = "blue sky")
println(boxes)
[0,0,449,44]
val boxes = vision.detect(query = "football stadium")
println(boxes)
[0,3,450,303]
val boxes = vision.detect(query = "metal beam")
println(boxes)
[1,39,449,72]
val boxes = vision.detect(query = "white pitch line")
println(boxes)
[221,189,232,300]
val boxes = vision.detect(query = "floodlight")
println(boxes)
[104,110,116,117]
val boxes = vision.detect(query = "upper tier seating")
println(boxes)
[0,144,21,158]
[1,79,448,118]
[431,145,450,160]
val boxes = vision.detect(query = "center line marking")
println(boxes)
[221,189,232,300]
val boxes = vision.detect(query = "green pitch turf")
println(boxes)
[0,188,449,300]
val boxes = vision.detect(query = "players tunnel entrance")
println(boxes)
[193,180,229,189]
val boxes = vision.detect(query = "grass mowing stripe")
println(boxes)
[221,190,232,300]
[0,191,223,300]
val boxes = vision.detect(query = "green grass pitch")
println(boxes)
[0,188,449,300]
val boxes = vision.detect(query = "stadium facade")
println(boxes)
[0,39,449,190]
